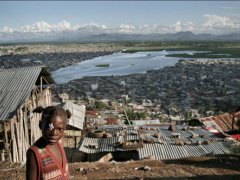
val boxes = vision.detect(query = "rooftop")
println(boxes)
[79,125,235,161]
[0,66,53,120]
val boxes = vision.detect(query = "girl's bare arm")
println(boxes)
[26,150,38,180]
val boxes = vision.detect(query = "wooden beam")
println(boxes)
[40,76,43,92]
[41,75,49,85]
[1,150,5,161]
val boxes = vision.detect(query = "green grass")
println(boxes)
[120,42,240,58]
[166,49,240,58]
[95,64,110,67]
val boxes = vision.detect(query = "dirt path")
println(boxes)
[0,155,240,180]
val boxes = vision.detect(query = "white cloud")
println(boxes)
[174,21,195,32]
[22,20,72,33]
[76,23,110,34]
[203,14,235,28]
[202,14,240,34]
[138,24,172,34]
[119,24,136,33]
[79,23,108,30]
[175,21,182,32]
[0,26,13,33]
[55,21,71,31]
[1,15,240,36]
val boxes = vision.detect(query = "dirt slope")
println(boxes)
[0,155,240,180]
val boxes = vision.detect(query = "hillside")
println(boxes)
[1,155,240,180]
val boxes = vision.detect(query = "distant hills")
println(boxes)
[1,31,240,43]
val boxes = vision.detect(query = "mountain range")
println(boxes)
[1,31,240,43]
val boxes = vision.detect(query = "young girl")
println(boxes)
[26,106,71,180]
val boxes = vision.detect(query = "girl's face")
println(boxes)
[41,115,67,145]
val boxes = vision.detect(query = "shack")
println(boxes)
[0,66,54,162]
[190,109,240,133]
[61,101,86,162]
[79,125,235,162]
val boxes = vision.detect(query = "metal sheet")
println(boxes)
[79,125,234,160]
[0,66,42,120]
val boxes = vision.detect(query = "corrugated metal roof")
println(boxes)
[0,66,46,120]
[138,141,232,160]
[63,101,86,130]
[199,112,240,132]
[79,125,234,161]
[132,119,161,125]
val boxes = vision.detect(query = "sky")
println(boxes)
[0,1,240,34]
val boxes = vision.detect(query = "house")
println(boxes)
[131,119,161,126]
[61,101,86,162]
[58,93,70,102]
[198,110,240,133]
[0,66,54,162]
[79,125,234,162]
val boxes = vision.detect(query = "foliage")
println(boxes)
[95,101,108,110]
[124,109,146,120]
[230,143,240,154]
[95,64,110,67]
[184,111,192,121]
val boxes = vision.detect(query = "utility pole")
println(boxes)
[123,109,131,125]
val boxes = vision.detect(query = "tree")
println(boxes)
[124,110,146,120]
[95,101,107,110]
[184,111,192,121]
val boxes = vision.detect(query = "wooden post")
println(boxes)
[1,150,5,161]
[10,120,15,162]
[3,122,9,143]
[40,76,43,92]
[15,108,23,162]
[22,106,28,162]
[13,121,20,162]
[3,122,11,161]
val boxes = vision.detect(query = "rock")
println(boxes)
[103,132,112,138]
[143,166,151,171]
[82,169,88,175]
[144,155,155,160]
[158,139,165,144]
[184,140,192,145]
[75,167,83,172]
[168,124,176,131]
[196,140,202,145]
[136,166,152,171]
[110,160,117,164]
[98,153,113,162]
[172,132,181,138]
[190,134,199,138]
[153,133,161,138]
[175,139,185,146]
[182,126,188,131]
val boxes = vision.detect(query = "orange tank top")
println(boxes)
[30,139,70,180]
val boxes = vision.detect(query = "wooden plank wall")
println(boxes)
[2,87,52,162]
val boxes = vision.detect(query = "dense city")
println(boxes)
[1,42,240,179]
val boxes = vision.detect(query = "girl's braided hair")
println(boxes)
[33,106,71,124]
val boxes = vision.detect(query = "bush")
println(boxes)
[95,101,107,110]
